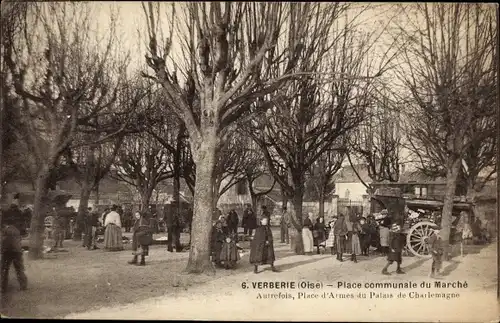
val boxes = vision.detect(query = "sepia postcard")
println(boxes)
[0,2,498,321]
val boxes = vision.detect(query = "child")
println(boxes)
[428,227,444,278]
[220,231,240,269]
[128,212,153,266]
[210,221,226,267]
[382,223,405,275]
[325,218,337,255]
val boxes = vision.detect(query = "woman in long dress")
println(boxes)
[313,216,327,254]
[350,219,362,263]
[104,205,123,251]
[325,218,337,255]
[249,217,278,273]
[302,213,314,255]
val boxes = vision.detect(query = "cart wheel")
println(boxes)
[406,221,438,258]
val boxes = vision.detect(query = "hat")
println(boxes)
[307,212,313,217]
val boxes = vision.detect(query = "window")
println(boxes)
[414,186,428,197]
[344,189,350,199]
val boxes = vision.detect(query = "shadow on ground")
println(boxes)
[440,260,462,277]
[402,257,428,272]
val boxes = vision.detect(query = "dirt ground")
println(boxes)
[63,241,498,322]
[1,228,291,318]
[2,229,498,321]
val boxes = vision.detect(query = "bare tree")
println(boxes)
[308,148,345,218]
[248,5,390,254]
[112,130,174,211]
[348,90,403,190]
[395,3,497,257]
[2,3,129,259]
[65,134,124,239]
[212,130,255,209]
[142,2,325,273]
[243,142,277,210]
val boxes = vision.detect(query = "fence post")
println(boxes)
[331,195,338,217]
[362,194,371,217]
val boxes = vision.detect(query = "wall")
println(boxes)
[335,182,368,202]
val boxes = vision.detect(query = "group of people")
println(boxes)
[209,204,276,272]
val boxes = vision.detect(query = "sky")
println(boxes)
[20,2,497,172]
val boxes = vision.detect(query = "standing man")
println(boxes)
[52,209,65,249]
[333,213,348,262]
[227,209,239,236]
[123,208,133,233]
[85,208,100,250]
[166,205,182,252]
[242,204,257,238]
[280,206,290,244]
[1,215,28,292]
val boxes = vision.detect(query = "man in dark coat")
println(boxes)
[1,215,28,292]
[249,217,278,273]
[333,213,348,261]
[85,208,100,250]
[382,223,405,275]
[123,209,133,233]
[359,217,371,256]
[242,204,257,238]
[227,209,239,236]
[166,206,182,252]
[280,206,291,244]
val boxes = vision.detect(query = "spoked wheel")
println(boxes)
[406,221,438,258]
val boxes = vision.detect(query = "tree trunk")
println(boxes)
[440,159,461,260]
[95,182,100,205]
[28,166,51,260]
[74,183,92,241]
[173,167,181,218]
[140,186,154,212]
[318,190,325,218]
[290,189,305,255]
[281,188,288,209]
[185,133,217,275]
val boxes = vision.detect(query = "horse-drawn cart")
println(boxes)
[370,187,474,258]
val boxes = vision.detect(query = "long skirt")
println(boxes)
[325,230,336,248]
[379,227,390,247]
[104,224,123,251]
[302,228,314,253]
[335,235,346,254]
[345,232,353,254]
[351,233,362,255]
[220,241,240,263]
